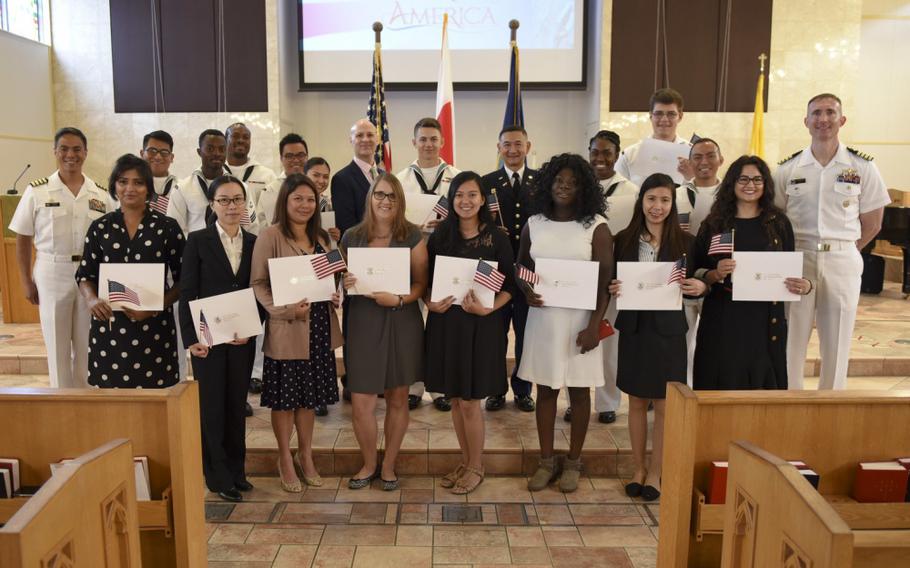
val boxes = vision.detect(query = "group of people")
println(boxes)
[9,87,889,502]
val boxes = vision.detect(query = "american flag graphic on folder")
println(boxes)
[199,310,214,347]
[432,195,449,219]
[473,260,505,292]
[515,264,539,286]
[667,256,687,285]
[108,280,140,306]
[311,249,347,279]
[708,232,734,256]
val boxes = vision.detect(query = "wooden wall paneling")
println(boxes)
[158,0,219,112]
[221,0,268,112]
[609,0,660,112]
[109,0,158,113]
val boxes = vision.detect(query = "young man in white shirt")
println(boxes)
[615,88,692,186]
[224,122,276,208]
[255,133,309,229]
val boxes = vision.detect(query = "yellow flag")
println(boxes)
[748,71,765,159]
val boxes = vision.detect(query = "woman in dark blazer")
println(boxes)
[180,175,259,502]
[610,173,707,502]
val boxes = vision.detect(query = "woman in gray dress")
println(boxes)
[340,173,428,490]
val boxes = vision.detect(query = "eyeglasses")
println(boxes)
[651,111,680,119]
[282,152,307,161]
[736,176,765,186]
[213,196,246,206]
[372,191,397,203]
[144,148,172,158]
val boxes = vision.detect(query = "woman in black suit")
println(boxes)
[180,175,259,502]
[610,173,707,501]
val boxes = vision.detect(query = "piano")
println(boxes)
[877,204,910,296]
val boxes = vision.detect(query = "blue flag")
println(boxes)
[502,41,524,128]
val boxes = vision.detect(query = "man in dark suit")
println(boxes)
[332,118,380,236]
[482,125,537,412]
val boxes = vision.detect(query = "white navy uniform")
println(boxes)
[615,135,690,186]
[8,172,116,388]
[168,169,259,235]
[254,173,285,231]
[597,173,638,413]
[396,159,460,400]
[774,145,890,390]
[675,181,720,385]
[224,160,276,208]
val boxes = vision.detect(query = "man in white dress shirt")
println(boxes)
[774,93,890,390]
[224,122,276,208]
[615,88,692,186]
[9,127,116,388]
[255,133,309,230]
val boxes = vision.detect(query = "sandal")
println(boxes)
[440,463,466,489]
[451,466,485,495]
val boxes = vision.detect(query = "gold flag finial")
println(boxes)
[758,53,768,74]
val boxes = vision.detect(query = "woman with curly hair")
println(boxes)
[691,155,809,390]
[517,153,613,493]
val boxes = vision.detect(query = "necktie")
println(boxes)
[511,172,520,190]
[370,166,379,181]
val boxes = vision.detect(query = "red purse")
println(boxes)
[599,320,615,340]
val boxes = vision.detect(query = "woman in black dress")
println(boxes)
[76,154,184,388]
[691,155,811,390]
[180,175,259,502]
[610,173,706,501]
[424,171,515,494]
[251,174,343,492]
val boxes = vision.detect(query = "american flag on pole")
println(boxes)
[436,13,455,166]
[311,249,347,279]
[149,194,169,215]
[515,263,539,286]
[108,280,140,306]
[199,310,214,347]
[368,34,392,172]
[667,256,687,285]
[487,191,500,214]
[432,195,449,219]
[473,260,505,292]
[708,231,735,256]
[678,212,690,232]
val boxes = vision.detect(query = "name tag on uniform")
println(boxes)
[43,201,60,208]
[88,199,107,214]
[788,178,806,185]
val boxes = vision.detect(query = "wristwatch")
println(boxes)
[397,295,404,309]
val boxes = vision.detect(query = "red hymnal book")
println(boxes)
[852,461,910,503]
[707,461,728,504]
[897,457,910,502]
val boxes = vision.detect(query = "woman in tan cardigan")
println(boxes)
[251,174,343,492]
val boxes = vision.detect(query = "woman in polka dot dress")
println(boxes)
[76,154,185,388]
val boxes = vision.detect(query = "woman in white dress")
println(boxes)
[516,153,613,493]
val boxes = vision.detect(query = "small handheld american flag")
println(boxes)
[240,207,252,226]
[108,280,140,306]
[678,212,690,232]
[432,195,449,219]
[708,231,734,256]
[311,249,347,279]
[149,195,169,215]
[319,196,329,211]
[667,256,687,285]
[199,310,214,347]
[473,260,505,292]
[487,192,500,214]
[515,264,539,286]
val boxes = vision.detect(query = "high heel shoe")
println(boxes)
[294,452,323,487]
[277,457,302,493]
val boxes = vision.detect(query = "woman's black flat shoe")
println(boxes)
[348,470,378,490]
[641,485,661,501]
[625,482,643,498]
[380,476,399,491]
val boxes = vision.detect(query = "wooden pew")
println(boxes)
[658,383,910,568]
[0,382,205,567]
[721,441,910,567]
[0,439,142,567]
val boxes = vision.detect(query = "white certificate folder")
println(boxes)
[732,251,803,302]
[431,255,497,308]
[347,247,411,295]
[534,258,599,310]
[99,263,165,311]
[615,262,682,311]
[188,288,263,346]
[268,254,337,305]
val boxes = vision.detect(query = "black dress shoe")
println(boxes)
[625,482,643,498]
[433,396,452,411]
[598,411,617,424]
[234,480,254,492]
[342,387,352,402]
[245,402,254,417]
[641,485,661,501]
[218,488,243,502]
[485,395,506,411]
[315,404,328,417]
[248,377,262,394]
[408,395,421,410]
[563,406,573,422]
[515,395,536,412]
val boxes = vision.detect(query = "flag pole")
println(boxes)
[492,187,506,229]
